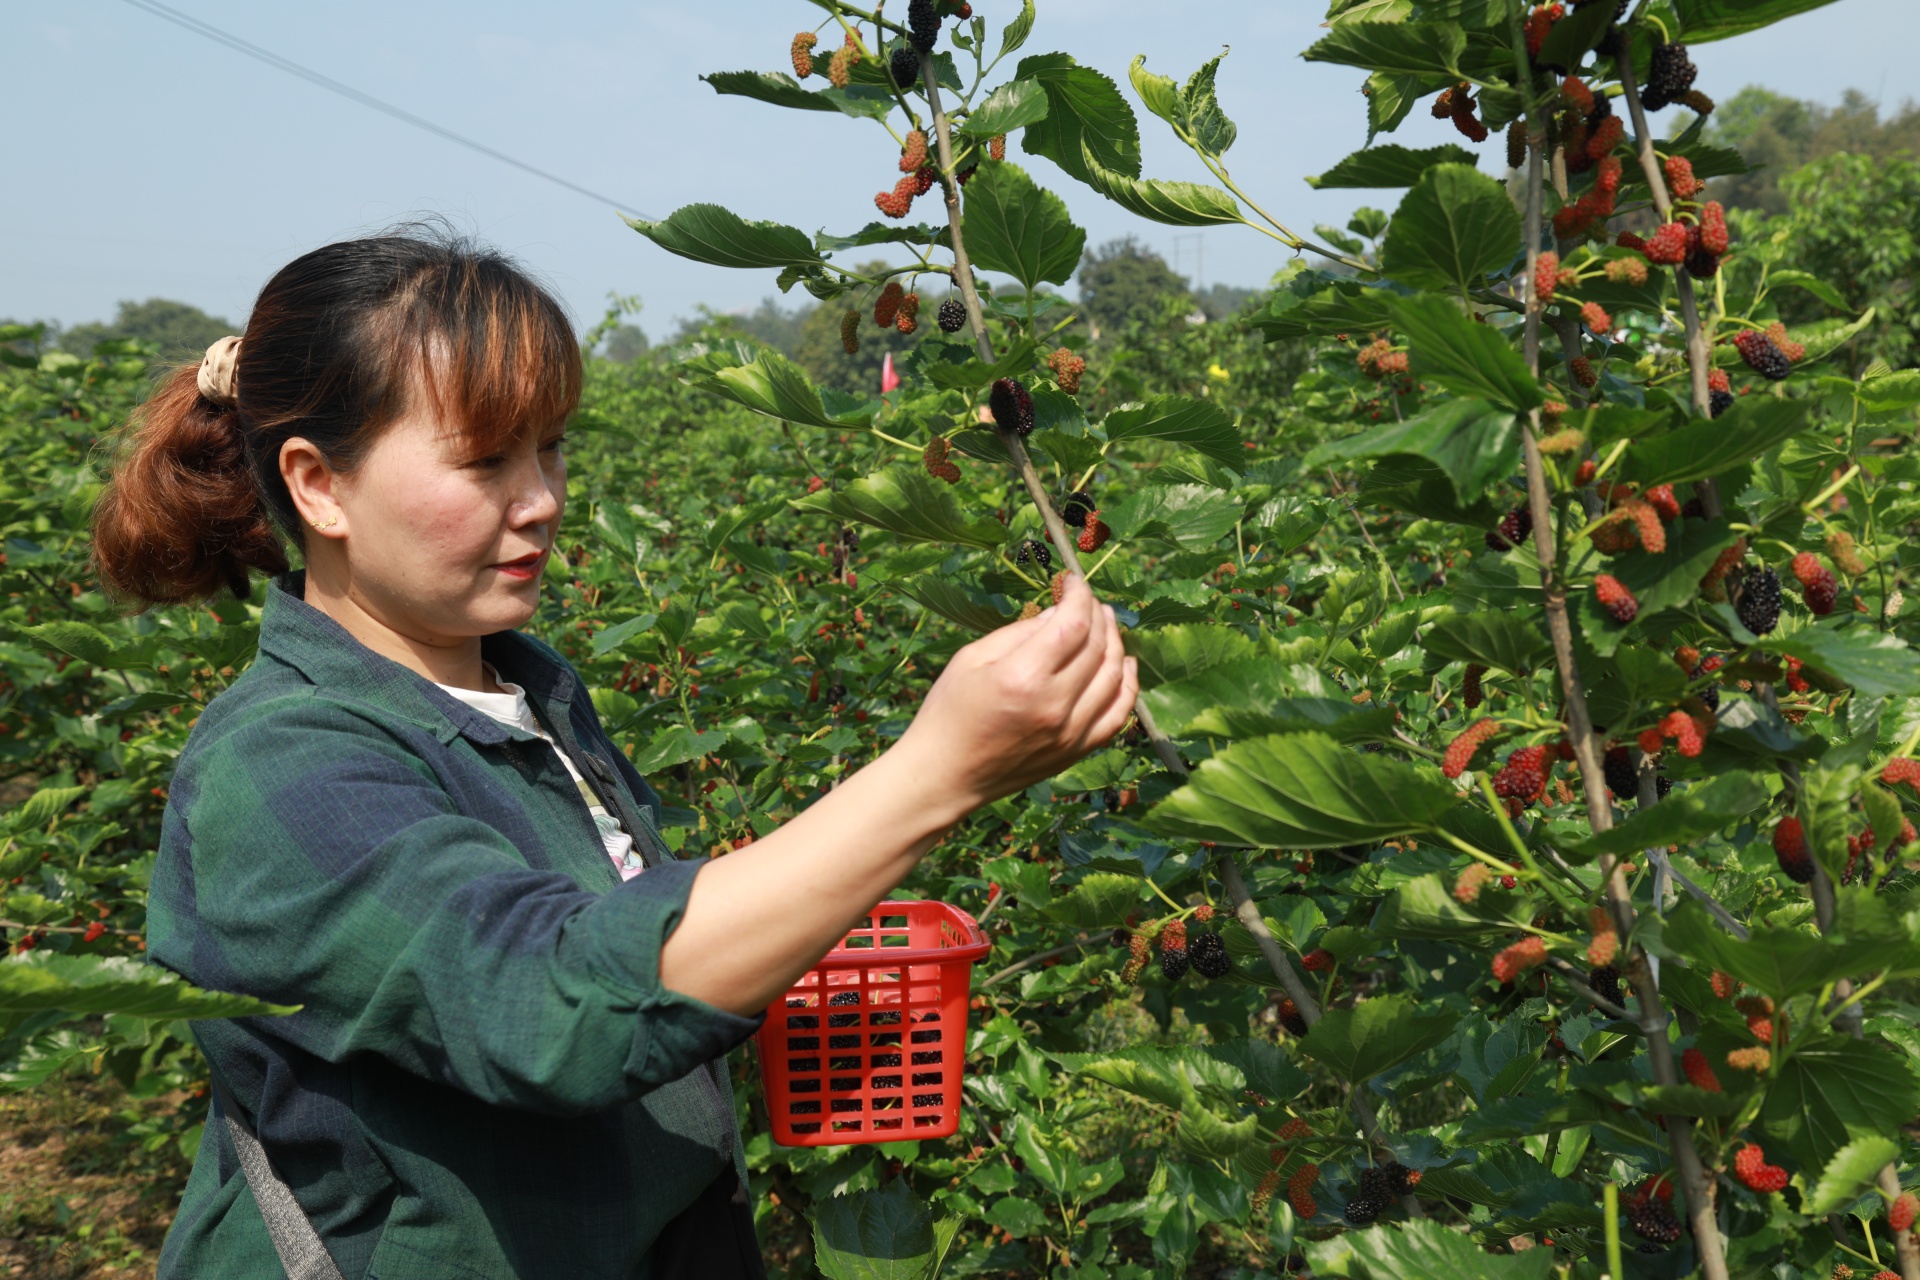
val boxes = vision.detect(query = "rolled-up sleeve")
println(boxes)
[158,692,760,1116]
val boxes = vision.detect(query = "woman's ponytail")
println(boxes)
[91,364,287,608]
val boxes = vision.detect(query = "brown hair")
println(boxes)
[91,228,582,608]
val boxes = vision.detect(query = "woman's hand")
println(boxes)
[658,572,1135,1015]
[895,572,1138,814]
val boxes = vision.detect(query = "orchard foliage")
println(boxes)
[5,0,1920,1277]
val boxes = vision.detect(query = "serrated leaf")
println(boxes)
[996,0,1035,60]
[1622,396,1811,488]
[1337,1216,1554,1279]
[1105,484,1242,550]
[627,203,824,271]
[961,161,1085,291]
[1043,873,1148,928]
[889,575,1011,633]
[1297,995,1456,1082]
[1143,660,1397,743]
[13,786,88,826]
[1175,1093,1260,1161]
[0,954,296,1020]
[1761,1034,1920,1170]
[811,1181,958,1280]
[1307,398,1520,505]
[1422,610,1550,674]
[632,725,729,774]
[700,71,896,121]
[1661,896,1915,1001]
[1674,0,1843,42]
[1250,282,1397,343]
[1125,624,1256,689]
[1371,872,1533,940]
[1308,143,1479,189]
[794,466,1008,549]
[1806,1135,1900,1216]
[1382,164,1521,296]
[1102,395,1246,467]
[958,79,1050,137]
[1565,772,1770,859]
[1079,145,1244,228]
[1302,21,1466,78]
[1182,49,1238,156]
[590,613,659,657]
[20,622,137,670]
[678,346,872,429]
[1535,0,1616,67]
[1769,627,1920,699]
[1015,53,1141,185]
[1391,295,1542,413]
[1144,731,1460,849]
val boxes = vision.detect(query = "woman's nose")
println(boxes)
[509,458,561,527]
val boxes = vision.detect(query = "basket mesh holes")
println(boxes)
[912,1072,941,1086]
[830,1099,863,1113]
[790,1079,820,1093]
[870,1033,901,1047]
[791,1122,822,1134]
[830,1056,862,1071]
[785,1036,819,1051]
[786,1015,819,1029]
[873,1118,903,1130]
[910,1030,941,1044]
[830,1077,862,1092]
[787,1057,820,1073]
[870,1012,901,1026]
[872,1075,902,1089]
[911,1050,944,1065]
[829,1034,861,1049]
[871,1053,902,1068]
[789,1100,821,1115]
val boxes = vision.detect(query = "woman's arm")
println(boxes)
[658,574,1137,1014]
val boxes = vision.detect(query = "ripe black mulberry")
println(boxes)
[906,0,941,50]
[989,377,1035,436]
[1709,388,1734,418]
[1014,538,1051,572]
[1060,490,1095,528]
[1486,505,1532,552]
[1734,329,1793,381]
[1160,947,1190,982]
[937,297,966,333]
[1190,931,1230,979]
[1641,41,1698,111]
[1736,566,1782,636]
[1343,1193,1385,1225]
[890,45,919,88]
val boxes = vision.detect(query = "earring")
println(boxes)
[311,516,339,531]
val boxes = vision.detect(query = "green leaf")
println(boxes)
[1859,369,1920,414]
[1621,396,1811,488]
[1106,484,1242,550]
[961,161,1086,291]
[1144,732,1460,849]
[1336,1216,1554,1279]
[1302,21,1466,78]
[700,71,896,121]
[889,575,1011,633]
[1308,143,1480,189]
[1249,496,1330,555]
[1382,164,1521,296]
[1761,1034,1920,1170]
[1181,49,1238,156]
[679,346,872,429]
[1769,628,1920,699]
[1079,145,1245,227]
[20,622,139,670]
[1306,398,1520,504]
[12,786,88,826]
[1364,72,1425,141]
[814,222,949,254]
[958,79,1050,137]
[1251,282,1397,342]
[1421,610,1550,674]
[0,954,296,1020]
[1102,395,1246,467]
[1674,0,1843,42]
[1298,995,1456,1082]
[811,1181,959,1280]
[1767,269,1850,311]
[1015,54,1142,185]
[1175,1091,1260,1161]
[1125,624,1256,689]
[1805,1135,1901,1216]
[1372,873,1533,941]
[590,613,659,657]
[1043,873,1148,928]
[996,0,1035,60]
[1565,772,1770,860]
[795,466,1009,549]
[632,725,729,774]
[1661,897,1909,1001]
[1144,660,1396,743]
[626,203,824,271]
[1391,295,1542,412]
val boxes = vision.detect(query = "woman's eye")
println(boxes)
[470,455,506,469]
[541,435,568,454]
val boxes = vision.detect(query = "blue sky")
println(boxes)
[8,0,1914,342]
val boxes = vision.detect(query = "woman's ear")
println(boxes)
[280,438,345,537]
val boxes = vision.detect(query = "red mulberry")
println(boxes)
[1487,505,1533,552]
[1604,256,1647,286]
[1288,1163,1320,1218]
[1492,936,1548,984]
[1732,1142,1789,1195]
[1774,816,1814,883]
[1699,200,1730,254]
[1586,115,1624,160]
[1734,329,1793,381]
[895,292,921,334]
[1492,745,1550,803]
[1525,4,1564,58]
[1571,356,1598,388]
[875,176,916,219]
[840,308,861,354]
[791,31,818,79]
[1682,1047,1722,1092]
[1581,301,1612,334]
[874,282,906,329]
[1533,250,1560,303]
[899,129,929,173]
[988,133,1006,162]
[1078,514,1110,554]
[1442,718,1500,779]
[1645,222,1690,266]
[1045,346,1086,394]
[1595,574,1637,624]
[1664,154,1703,200]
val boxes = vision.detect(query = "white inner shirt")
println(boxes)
[433,664,643,880]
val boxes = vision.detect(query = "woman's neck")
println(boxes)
[302,571,498,692]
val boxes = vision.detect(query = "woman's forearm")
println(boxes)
[656,731,976,1015]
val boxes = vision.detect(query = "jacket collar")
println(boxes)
[256,572,577,748]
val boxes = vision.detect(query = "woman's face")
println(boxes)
[323,407,567,645]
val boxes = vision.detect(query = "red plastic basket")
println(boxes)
[758,900,990,1146]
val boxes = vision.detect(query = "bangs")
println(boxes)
[378,254,582,457]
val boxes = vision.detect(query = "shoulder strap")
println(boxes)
[213,1079,347,1280]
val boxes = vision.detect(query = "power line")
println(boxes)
[117,0,654,219]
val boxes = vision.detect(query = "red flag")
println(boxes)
[881,351,901,394]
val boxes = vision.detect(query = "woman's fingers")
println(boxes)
[1064,612,1130,744]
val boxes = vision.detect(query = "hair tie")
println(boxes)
[197,335,243,406]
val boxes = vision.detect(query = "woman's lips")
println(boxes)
[492,551,546,580]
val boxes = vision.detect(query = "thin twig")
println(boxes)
[982,936,1092,987]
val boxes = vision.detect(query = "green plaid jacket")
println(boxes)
[150,572,761,1279]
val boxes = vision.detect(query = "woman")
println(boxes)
[90,230,1136,1278]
